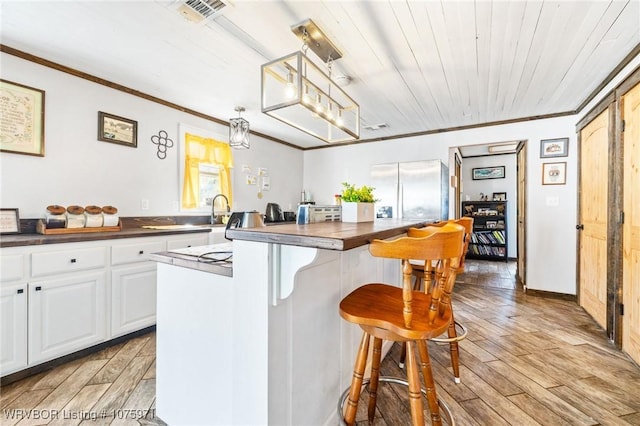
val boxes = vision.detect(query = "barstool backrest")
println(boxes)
[369,223,464,329]
[411,217,474,272]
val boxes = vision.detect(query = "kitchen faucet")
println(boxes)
[211,194,230,224]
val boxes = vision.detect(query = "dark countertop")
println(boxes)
[225,219,431,251]
[0,224,218,248]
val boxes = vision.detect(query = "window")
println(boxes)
[179,127,233,212]
[199,164,221,210]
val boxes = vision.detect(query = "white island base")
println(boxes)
[155,237,402,425]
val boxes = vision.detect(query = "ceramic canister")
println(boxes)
[66,205,86,228]
[101,205,119,227]
[84,205,103,227]
[45,205,67,229]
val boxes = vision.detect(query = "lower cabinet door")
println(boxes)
[111,263,157,338]
[29,272,106,365]
[1,284,28,376]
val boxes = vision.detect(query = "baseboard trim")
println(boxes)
[1,326,156,385]
[524,289,577,301]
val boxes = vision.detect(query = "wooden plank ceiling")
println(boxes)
[1,0,638,148]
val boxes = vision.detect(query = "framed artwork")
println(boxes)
[0,79,45,156]
[542,162,567,185]
[98,111,138,147]
[492,192,507,201]
[472,166,505,180]
[0,208,20,234]
[540,138,568,158]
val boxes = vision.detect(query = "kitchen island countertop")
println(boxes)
[225,218,432,251]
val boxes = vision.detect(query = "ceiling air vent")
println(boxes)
[363,123,389,131]
[175,0,227,23]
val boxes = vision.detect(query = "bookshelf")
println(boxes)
[461,200,507,261]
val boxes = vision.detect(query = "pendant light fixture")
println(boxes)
[229,106,250,149]
[261,19,360,144]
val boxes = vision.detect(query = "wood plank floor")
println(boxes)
[2,260,640,425]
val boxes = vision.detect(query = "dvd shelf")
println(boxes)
[462,200,507,261]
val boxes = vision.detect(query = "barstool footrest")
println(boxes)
[338,376,455,425]
[430,320,468,344]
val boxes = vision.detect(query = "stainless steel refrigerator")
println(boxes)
[371,160,449,221]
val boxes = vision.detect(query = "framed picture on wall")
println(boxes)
[0,79,45,157]
[0,208,20,234]
[98,111,138,147]
[492,192,506,201]
[472,166,505,180]
[540,138,568,158]
[542,162,567,185]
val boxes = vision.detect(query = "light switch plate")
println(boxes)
[546,196,559,206]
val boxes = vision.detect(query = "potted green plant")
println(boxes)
[340,182,378,222]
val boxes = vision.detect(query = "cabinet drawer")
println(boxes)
[166,234,209,250]
[32,247,107,277]
[112,240,165,266]
[1,254,25,282]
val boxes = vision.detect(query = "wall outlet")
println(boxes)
[172,201,180,211]
[141,199,149,210]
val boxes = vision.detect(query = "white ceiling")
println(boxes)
[1,0,639,149]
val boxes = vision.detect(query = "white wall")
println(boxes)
[0,53,304,218]
[303,117,578,295]
[461,154,517,258]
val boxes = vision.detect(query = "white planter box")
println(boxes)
[341,202,375,223]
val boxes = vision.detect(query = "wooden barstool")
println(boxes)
[398,217,474,384]
[339,223,464,426]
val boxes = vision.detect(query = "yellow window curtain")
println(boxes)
[182,133,233,209]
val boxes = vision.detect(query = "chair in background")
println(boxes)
[339,223,464,426]
[398,217,474,384]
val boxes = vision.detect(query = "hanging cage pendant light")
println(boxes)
[229,106,250,149]
[260,19,360,144]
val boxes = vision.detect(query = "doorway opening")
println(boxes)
[449,140,527,289]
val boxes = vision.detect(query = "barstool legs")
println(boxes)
[343,332,370,426]
[417,340,443,426]
[367,338,383,422]
[340,339,455,426]
[400,318,466,384]
[405,341,426,426]
[447,313,461,384]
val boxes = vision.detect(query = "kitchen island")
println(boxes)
[151,219,429,426]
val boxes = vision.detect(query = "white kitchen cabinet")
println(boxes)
[109,237,166,339]
[0,229,210,377]
[166,234,208,250]
[0,283,28,376]
[111,263,157,337]
[28,271,106,365]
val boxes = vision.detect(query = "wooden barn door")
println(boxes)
[621,82,640,364]
[517,142,527,288]
[578,108,610,329]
